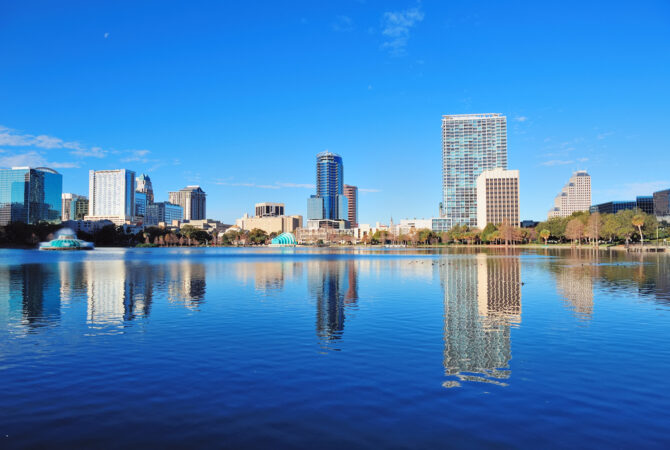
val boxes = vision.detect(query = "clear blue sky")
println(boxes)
[1,1,669,224]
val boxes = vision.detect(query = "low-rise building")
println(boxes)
[590,196,654,215]
[62,219,114,234]
[181,219,231,233]
[146,202,183,226]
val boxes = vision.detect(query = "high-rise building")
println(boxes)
[442,113,508,228]
[307,151,348,223]
[548,170,591,219]
[61,193,89,221]
[343,184,358,227]
[653,189,670,217]
[136,173,154,204]
[0,167,62,225]
[135,191,147,218]
[168,186,206,220]
[476,168,520,229]
[255,202,284,217]
[145,201,183,226]
[86,169,136,225]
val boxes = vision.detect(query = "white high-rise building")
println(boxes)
[548,170,591,219]
[86,169,136,225]
[442,113,508,228]
[476,168,520,229]
[169,186,206,221]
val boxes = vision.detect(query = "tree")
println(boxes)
[586,212,602,246]
[539,229,550,245]
[615,210,636,247]
[248,228,269,245]
[632,213,645,246]
[565,218,584,246]
[498,221,513,246]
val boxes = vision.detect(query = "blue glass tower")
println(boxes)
[0,167,62,225]
[308,151,347,221]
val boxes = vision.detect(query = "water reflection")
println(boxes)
[5,264,61,330]
[308,260,358,350]
[440,254,521,387]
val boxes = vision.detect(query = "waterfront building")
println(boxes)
[61,193,89,221]
[476,168,520,229]
[306,219,347,230]
[181,219,231,233]
[307,151,348,224]
[0,166,62,225]
[86,169,136,225]
[548,170,591,219]
[145,201,183,226]
[168,186,206,221]
[62,219,114,234]
[441,113,508,228]
[590,196,655,215]
[136,173,154,204]
[236,213,302,234]
[135,192,147,219]
[255,202,284,217]
[396,218,433,235]
[343,184,358,228]
[653,189,670,217]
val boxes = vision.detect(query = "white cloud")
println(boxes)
[514,116,528,122]
[597,131,614,140]
[541,159,574,166]
[0,125,109,159]
[359,188,382,193]
[332,15,354,32]
[70,146,107,158]
[380,7,424,56]
[0,150,79,169]
[120,149,152,163]
[104,32,109,39]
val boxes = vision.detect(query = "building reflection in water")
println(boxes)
[236,261,303,293]
[551,252,596,320]
[3,264,61,331]
[440,254,521,387]
[308,260,358,350]
[167,262,206,310]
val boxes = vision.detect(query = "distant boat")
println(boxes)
[39,228,94,251]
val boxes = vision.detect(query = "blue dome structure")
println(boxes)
[270,232,297,246]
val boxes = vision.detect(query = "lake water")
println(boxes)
[1,247,669,448]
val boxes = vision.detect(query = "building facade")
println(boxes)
[255,202,284,217]
[136,173,154,204]
[653,189,670,217]
[169,186,206,221]
[145,201,183,226]
[590,196,654,215]
[135,191,147,218]
[548,170,591,219]
[307,151,348,223]
[0,167,62,225]
[86,169,136,225]
[62,193,89,221]
[236,213,303,234]
[343,184,358,228]
[476,168,520,229]
[441,113,508,228]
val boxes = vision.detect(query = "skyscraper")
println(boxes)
[86,169,136,225]
[0,167,62,225]
[442,114,508,228]
[548,170,591,219]
[307,151,348,222]
[343,184,358,227]
[136,173,154,204]
[476,168,520,229]
[168,186,206,220]
[62,193,89,221]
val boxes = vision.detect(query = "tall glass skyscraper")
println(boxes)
[442,114,507,228]
[0,167,62,225]
[307,151,348,221]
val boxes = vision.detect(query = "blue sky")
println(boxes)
[1,1,669,224]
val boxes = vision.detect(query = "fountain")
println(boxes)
[39,228,95,251]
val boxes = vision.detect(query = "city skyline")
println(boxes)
[1,2,669,224]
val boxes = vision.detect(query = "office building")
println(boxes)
[476,168,520,229]
[61,193,89,221]
[307,151,348,223]
[0,167,62,225]
[86,169,136,225]
[548,170,591,219]
[255,202,284,217]
[135,191,147,218]
[653,189,670,217]
[343,184,358,227]
[145,201,183,226]
[590,196,655,215]
[136,173,154,204]
[441,113,508,228]
[169,186,206,221]
[236,213,302,234]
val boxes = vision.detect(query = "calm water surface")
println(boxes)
[1,247,669,448]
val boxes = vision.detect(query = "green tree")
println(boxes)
[540,229,550,245]
[248,228,268,244]
[632,213,645,246]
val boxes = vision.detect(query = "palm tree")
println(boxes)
[632,213,645,246]
[540,229,550,246]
